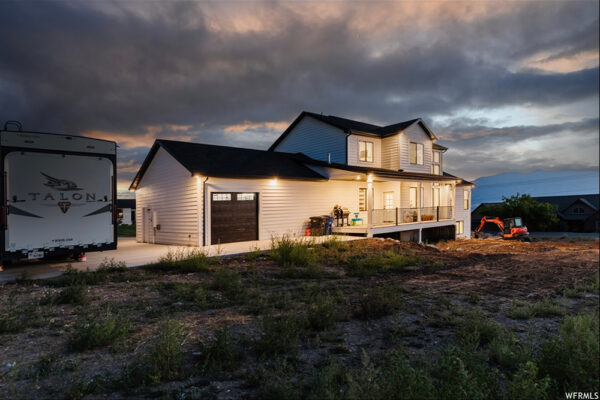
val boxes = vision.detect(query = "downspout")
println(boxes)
[345,131,350,164]
[202,177,209,247]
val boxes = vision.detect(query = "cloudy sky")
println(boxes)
[1,0,598,196]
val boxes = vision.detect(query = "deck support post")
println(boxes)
[418,228,422,243]
[367,175,374,237]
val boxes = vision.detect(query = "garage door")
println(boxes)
[211,192,258,245]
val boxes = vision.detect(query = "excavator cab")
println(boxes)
[474,216,529,240]
[502,217,529,240]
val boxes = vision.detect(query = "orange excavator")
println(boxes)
[474,216,530,240]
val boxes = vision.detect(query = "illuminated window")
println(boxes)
[237,193,255,201]
[463,190,469,210]
[359,141,374,162]
[409,187,417,208]
[456,220,464,235]
[359,188,368,211]
[384,192,394,209]
[212,193,231,201]
[410,143,423,165]
[432,151,441,175]
[432,187,440,207]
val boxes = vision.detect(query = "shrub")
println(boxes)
[306,294,336,331]
[245,246,263,262]
[307,360,347,400]
[271,236,316,268]
[150,248,210,272]
[506,298,566,320]
[354,286,403,320]
[147,319,184,383]
[537,311,599,395]
[97,258,128,273]
[70,308,129,351]
[489,334,532,371]
[44,284,90,306]
[378,349,435,400]
[254,314,304,357]
[506,361,551,400]
[199,326,244,373]
[158,282,207,305]
[210,267,246,301]
[457,310,504,346]
[255,359,302,400]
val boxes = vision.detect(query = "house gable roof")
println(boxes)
[268,111,436,151]
[130,140,326,190]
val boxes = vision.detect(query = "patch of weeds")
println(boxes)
[199,326,245,373]
[563,272,599,298]
[456,309,504,346]
[270,236,316,268]
[306,294,337,331]
[210,267,246,301]
[378,348,435,400]
[506,298,567,320]
[42,284,90,306]
[147,248,211,272]
[280,263,330,279]
[537,310,599,395]
[245,246,262,262]
[489,333,532,371]
[124,319,184,386]
[354,286,403,320]
[70,308,130,351]
[158,282,207,306]
[307,359,347,400]
[347,349,380,399]
[97,258,128,272]
[0,301,50,334]
[34,352,60,378]
[254,313,304,357]
[345,250,429,277]
[254,359,302,400]
[506,361,551,400]
[465,291,480,305]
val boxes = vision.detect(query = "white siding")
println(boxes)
[382,134,401,170]
[454,186,472,239]
[203,178,366,243]
[273,116,347,163]
[399,124,433,173]
[347,134,382,168]
[135,147,199,246]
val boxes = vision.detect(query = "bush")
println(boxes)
[70,308,129,351]
[537,311,599,395]
[506,298,566,320]
[378,349,435,400]
[254,314,304,357]
[506,361,551,400]
[44,284,90,306]
[158,282,207,305]
[210,267,246,301]
[199,326,244,373]
[489,334,532,371]
[271,236,316,268]
[457,310,504,346]
[307,360,347,400]
[255,359,302,400]
[354,286,403,320]
[306,294,336,331]
[150,248,210,272]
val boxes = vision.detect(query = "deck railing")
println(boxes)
[371,206,454,227]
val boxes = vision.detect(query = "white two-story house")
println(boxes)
[130,111,474,246]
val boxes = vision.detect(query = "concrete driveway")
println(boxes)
[1,235,359,283]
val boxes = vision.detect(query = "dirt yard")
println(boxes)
[1,238,598,399]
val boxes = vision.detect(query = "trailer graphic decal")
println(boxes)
[58,202,72,213]
[83,204,112,217]
[7,205,43,218]
[41,173,83,191]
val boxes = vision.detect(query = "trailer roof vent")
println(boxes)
[3,120,23,132]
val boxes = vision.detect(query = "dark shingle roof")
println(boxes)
[433,143,448,151]
[130,140,325,189]
[534,194,599,212]
[269,111,436,151]
[443,172,475,186]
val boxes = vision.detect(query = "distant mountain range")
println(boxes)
[471,170,599,208]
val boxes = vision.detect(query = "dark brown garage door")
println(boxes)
[211,192,258,245]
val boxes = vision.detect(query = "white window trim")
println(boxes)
[359,188,368,211]
[463,189,469,210]
[384,192,394,210]
[409,187,418,209]
[456,220,464,235]
[410,142,424,165]
[359,140,374,163]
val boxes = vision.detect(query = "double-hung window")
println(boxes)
[359,141,374,162]
[410,142,424,165]
[432,151,441,175]
[384,192,394,209]
[359,188,368,211]
[409,187,418,209]
[463,190,469,210]
[456,220,464,235]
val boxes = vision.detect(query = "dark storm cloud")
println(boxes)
[0,1,597,192]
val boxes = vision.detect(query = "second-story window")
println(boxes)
[410,142,423,165]
[463,190,469,210]
[432,151,441,175]
[359,141,374,162]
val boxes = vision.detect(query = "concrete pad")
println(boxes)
[0,235,360,283]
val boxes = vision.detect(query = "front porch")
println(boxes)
[330,179,456,238]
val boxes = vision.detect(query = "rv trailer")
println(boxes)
[1,122,117,267]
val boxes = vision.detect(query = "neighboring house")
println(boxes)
[116,199,136,225]
[130,111,474,246]
[471,194,600,232]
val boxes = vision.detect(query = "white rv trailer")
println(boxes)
[1,122,117,265]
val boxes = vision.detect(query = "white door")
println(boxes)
[143,208,153,243]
